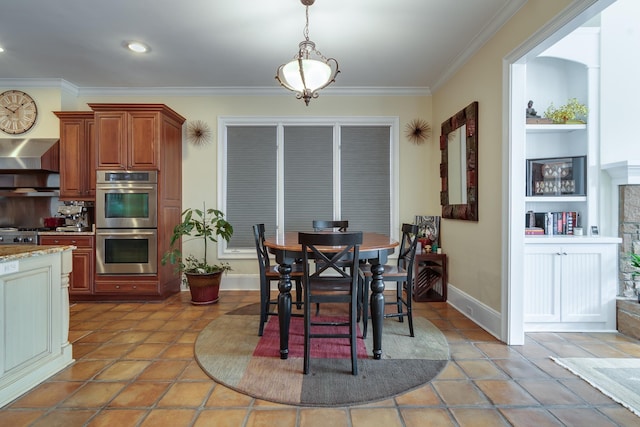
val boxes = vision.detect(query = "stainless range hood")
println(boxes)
[0,138,60,171]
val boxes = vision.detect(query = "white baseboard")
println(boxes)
[447,284,502,340]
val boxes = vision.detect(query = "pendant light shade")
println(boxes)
[275,0,339,106]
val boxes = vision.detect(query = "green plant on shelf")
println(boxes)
[544,98,588,124]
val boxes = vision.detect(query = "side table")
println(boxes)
[413,252,447,302]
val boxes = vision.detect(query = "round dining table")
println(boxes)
[264,231,398,360]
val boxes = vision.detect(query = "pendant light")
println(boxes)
[275,0,339,106]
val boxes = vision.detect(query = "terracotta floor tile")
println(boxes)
[450,408,511,426]
[245,408,298,427]
[449,342,486,359]
[599,406,640,426]
[431,380,490,406]
[474,380,539,405]
[137,360,189,380]
[350,407,403,427]
[394,384,441,406]
[299,408,349,427]
[205,384,254,407]
[435,362,468,380]
[559,378,617,405]
[492,358,549,379]
[9,381,84,407]
[109,382,170,408]
[549,407,621,426]
[30,409,96,427]
[456,360,509,379]
[139,408,197,427]
[474,342,523,359]
[180,361,211,381]
[86,409,148,427]
[84,343,135,359]
[193,409,250,427]
[0,409,47,426]
[157,381,215,407]
[108,331,152,344]
[94,360,151,380]
[400,408,454,427]
[60,382,127,408]
[518,379,584,405]
[128,342,170,359]
[160,343,195,359]
[50,359,111,381]
[499,408,564,427]
[145,330,182,343]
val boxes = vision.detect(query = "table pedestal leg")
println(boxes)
[277,263,292,360]
[370,263,385,360]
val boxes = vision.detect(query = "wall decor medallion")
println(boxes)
[405,118,431,145]
[0,90,38,134]
[186,120,212,146]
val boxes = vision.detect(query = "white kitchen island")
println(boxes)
[0,245,74,407]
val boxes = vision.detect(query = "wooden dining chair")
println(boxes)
[312,220,349,232]
[299,231,363,375]
[253,224,303,336]
[360,223,419,338]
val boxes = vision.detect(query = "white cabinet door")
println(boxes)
[524,242,617,331]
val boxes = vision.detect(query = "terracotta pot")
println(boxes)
[185,271,223,305]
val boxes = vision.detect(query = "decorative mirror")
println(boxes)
[440,101,478,221]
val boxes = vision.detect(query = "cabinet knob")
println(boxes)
[115,285,120,289]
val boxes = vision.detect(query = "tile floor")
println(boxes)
[1,290,640,427]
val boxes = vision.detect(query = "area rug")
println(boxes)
[195,305,449,406]
[551,357,640,417]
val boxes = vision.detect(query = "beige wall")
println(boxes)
[431,0,573,312]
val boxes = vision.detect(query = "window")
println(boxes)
[218,117,399,256]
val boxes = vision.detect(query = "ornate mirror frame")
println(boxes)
[440,101,478,221]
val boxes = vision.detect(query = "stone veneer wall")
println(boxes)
[618,185,640,298]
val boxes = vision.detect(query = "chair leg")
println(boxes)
[396,280,404,323]
[350,295,358,375]
[362,276,370,339]
[303,293,311,375]
[405,281,414,337]
[258,283,267,336]
[295,278,302,310]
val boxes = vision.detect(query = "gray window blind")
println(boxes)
[226,126,277,249]
[341,126,391,235]
[283,126,333,232]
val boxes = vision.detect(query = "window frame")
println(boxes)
[217,116,400,258]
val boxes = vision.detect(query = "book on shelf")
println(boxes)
[525,211,579,235]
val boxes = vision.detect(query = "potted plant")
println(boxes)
[544,98,588,124]
[162,203,233,305]
[627,253,640,301]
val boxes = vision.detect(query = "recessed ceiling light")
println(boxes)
[125,41,150,53]
[0,46,4,53]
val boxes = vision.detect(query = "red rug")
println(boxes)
[254,315,368,359]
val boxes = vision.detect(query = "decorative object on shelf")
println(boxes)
[544,98,588,124]
[526,156,586,197]
[275,0,339,106]
[162,202,233,305]
[440,101,478,221]
[415,215,440,246]
[0,90,38,134]
[186,120,212,146]
[526,100,540,118]
[405,119,431,145]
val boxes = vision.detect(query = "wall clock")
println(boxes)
[0,90,38,134]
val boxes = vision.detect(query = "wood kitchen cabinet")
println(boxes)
[54,111,96,200]
[40,234,95,297]
[90,104,184,170]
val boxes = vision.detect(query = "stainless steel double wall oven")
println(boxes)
[95,170,158,274]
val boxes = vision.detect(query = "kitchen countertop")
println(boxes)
[0,244,75,262]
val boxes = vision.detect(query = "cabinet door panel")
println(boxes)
[96,112,126,169]
[70,249,93,293]
[129,112,159,169]
[562,250,605,322]
[86,119,96,196]
[524,250,561,322]
[59,119,84,197]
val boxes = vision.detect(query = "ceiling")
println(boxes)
[0,0,526,93]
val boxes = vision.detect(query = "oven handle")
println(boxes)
[97,230,157,236]
[96,185,156,190]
